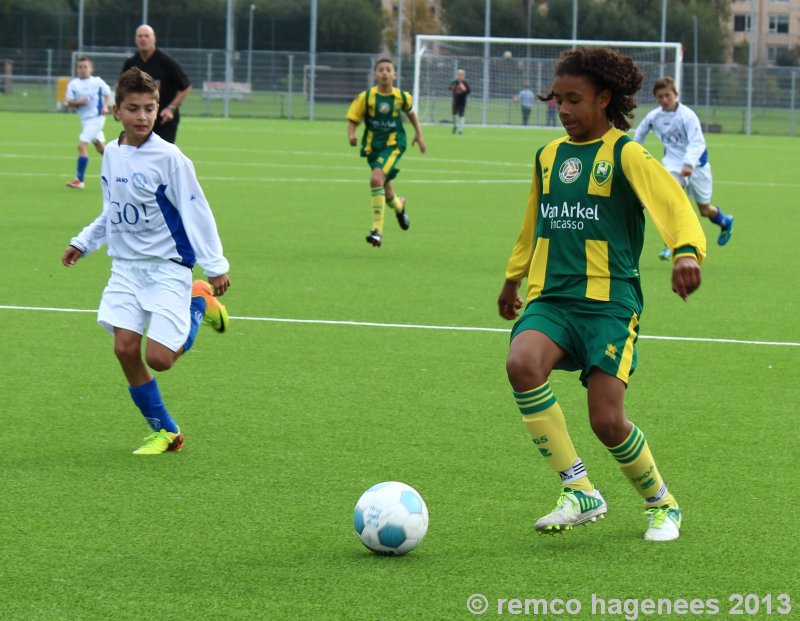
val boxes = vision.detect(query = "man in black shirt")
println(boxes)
[121,25,192,143]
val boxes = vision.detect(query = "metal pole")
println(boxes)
[78,0,84,52]
[309,0,318,120]
[746,0,755,135]
[247,4,255,86]
[660,0,667,64]
[142,0,148,24]
[396,0,403,88]
[572,0,577,41]
[206,52,212,117]
[693,15,698,105]
[288,54,294,119]
[790,70,796,136]
[482,0,490,126]
[224,0,234,119]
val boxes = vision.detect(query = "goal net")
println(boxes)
[413,35,682,128]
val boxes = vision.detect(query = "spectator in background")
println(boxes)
[516,83,535,126]
[121,25,192,143]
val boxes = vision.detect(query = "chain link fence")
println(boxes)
[1,45,798,135]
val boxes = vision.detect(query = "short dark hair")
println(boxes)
[374,57,395,70]
[653,76,678,96]
[76,56,92,64]
[115,67,160,106]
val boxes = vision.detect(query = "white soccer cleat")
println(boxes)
[644,505,682,542]
[535,488,607,534]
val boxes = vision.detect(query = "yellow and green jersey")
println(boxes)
[505,127,706,313]
[346,86,413,157]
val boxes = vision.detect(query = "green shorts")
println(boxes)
[510,297,640,387]
[366,146,404,181]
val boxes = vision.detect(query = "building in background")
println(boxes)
[728,0,800,65]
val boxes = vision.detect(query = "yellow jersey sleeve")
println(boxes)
[620,141,707,264]
[504,166,540,282]
[346,91,367,124]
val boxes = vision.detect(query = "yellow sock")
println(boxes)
[607,423,675,506]
[370,187,385,232]
[515,383,594,493]
[387,195,403,213]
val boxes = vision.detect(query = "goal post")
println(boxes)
[413,35,683,128]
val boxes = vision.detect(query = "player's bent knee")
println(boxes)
[505,352,547,391]
[146,352,176,372]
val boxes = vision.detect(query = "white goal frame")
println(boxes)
[412,35,683,127]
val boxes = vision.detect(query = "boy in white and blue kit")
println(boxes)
[62,67,231,455]
[65,57,112,189]
[634,76,734,259]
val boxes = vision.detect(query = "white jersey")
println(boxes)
[70,132,229,277]
[66,75,112,122]
[633,102,708,172]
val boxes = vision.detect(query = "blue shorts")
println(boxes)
[511,297,640,387]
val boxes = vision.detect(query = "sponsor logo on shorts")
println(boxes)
[604,343,618,360]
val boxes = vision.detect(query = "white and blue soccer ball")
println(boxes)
[353,481,429,556]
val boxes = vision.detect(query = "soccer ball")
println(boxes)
[353,481,429,556]
[503,50,513,59]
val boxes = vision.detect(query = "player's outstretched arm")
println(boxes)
[671,256,701,301]
[498,279,524,320]
[61,245,83,267]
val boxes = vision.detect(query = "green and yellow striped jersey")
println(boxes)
[346,86,413,156]
[505,127,706,313]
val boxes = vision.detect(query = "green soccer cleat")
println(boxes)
[132,429,184,455]
[534,488,607,534]
[644,504,682,542]
[192,280,229,333]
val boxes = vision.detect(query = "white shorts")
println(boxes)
[669,162,713,204]
[79,116,107,145]
[97,259,192,352]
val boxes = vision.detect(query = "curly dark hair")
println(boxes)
[539,47,643,132]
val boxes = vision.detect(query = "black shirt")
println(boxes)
[121,49,191,121]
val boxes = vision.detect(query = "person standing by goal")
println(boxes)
[449,69,470,135]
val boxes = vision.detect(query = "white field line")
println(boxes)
[1,305,797,347]
[4,169,800,189]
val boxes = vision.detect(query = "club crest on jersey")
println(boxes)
[378,101,391,114]
[592,160,613,186]
[132,173,149,190]
[558,158,582,183]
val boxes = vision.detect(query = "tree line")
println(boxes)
[1,0,740,64]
